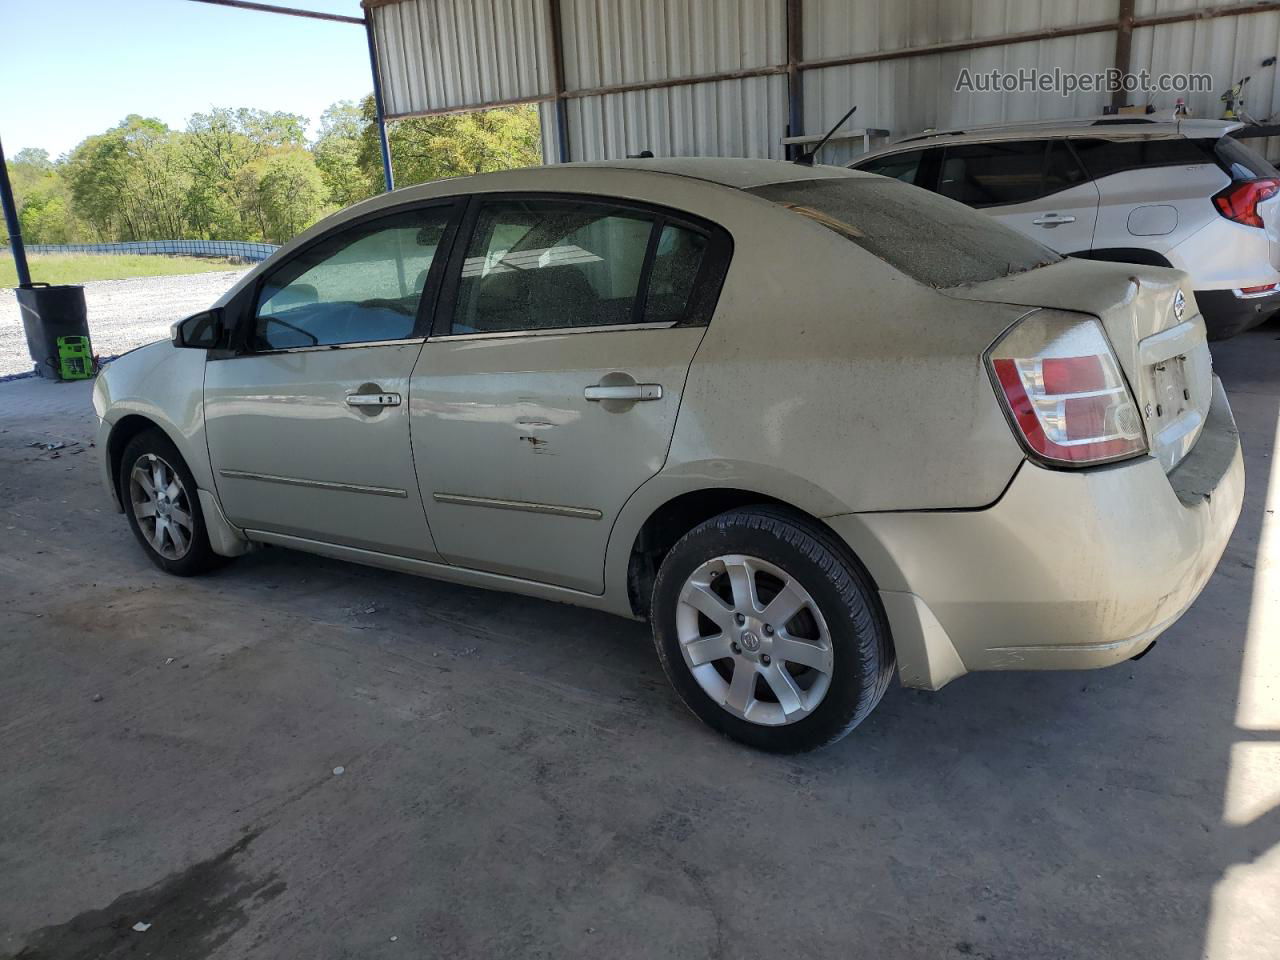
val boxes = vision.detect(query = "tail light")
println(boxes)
[988,312,1147,467]
[1212,178,1280,228]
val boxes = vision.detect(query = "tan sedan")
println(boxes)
[92,159,1244,751]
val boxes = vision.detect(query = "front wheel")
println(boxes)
[118,429,224,576]
[651,507,894,753]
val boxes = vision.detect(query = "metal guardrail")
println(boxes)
[0,240,279,261]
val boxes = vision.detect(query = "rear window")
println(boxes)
[1212,136,1280,180]
[1069,135,1280,182]
[747,177,1060,288]
[1070,137,1216,179]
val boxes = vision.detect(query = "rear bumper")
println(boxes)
[1195,287,1280,339]
[828,376,1244,689]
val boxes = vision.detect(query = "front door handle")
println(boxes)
[345,392,401,407]
[1031,213,1076,227]
[584,383,663,402]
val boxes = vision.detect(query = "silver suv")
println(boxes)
[850,117,1280,339]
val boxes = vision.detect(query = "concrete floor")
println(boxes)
[0,321,1277,960]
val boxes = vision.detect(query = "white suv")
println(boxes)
[850,117,1280,339]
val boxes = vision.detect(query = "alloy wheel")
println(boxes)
[128,453,194,561]
[675,554,834,726]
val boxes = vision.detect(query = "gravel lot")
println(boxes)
[0,270,249,378]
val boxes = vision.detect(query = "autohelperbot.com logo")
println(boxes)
[955,67,1213,97]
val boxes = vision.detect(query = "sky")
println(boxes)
[0,0,374,159]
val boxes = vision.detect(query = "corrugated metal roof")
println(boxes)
[560,0,783,89]
[565,74,789,161]
[366,0,1280,164]
[372,0,553,117]
[801,0,1119,165]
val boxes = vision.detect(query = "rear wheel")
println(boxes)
[119,429,223,576]
[651,507,894,752]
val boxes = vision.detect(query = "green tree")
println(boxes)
[5,98,542,249]
[357,97,542,187]
[184,107,308,239]
[246,148,328,243]
[4,148,81,243]
[314,100,376,207]
[64,115,188,241]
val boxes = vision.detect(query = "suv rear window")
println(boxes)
[1070,136,1247,179]
[1211,136,1280,180]
[747,177,1060,288]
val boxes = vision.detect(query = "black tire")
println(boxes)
[118,428,224,576]
[651,506,894,753]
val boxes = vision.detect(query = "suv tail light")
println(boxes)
[1212,178,1280,228]
[988,312,1147,467]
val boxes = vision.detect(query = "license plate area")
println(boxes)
[1135,318,1211,472]
[1147,355,1192,424]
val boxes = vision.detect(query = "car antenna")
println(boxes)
[794,105,857,166]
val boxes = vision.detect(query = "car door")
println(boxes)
[410,193,731,593]
[1069,136,1233,257]
[204,200,462,560]
[937,139,1099,254]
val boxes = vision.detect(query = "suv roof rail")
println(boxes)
[880,114,1242,150]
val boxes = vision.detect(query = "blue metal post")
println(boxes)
[0,136,32,287]
[785,0,804,161]
[365,17,395,192]
[549,0,571,162]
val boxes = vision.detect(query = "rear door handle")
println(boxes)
[584,383,663,401]
[1031,213,1076,227]
[345,392,401,407]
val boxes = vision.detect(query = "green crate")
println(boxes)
[56,335,95,380]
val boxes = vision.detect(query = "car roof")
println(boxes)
[856,115,1243,162]
[564,157,872,189]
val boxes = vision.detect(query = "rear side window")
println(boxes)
[748,177,1060,288]
[445,197,717,335]
[856,149,927,185]
[644,224,709,324]
[1043,140,1088,195]
[935,140,1087,207]
[939,141,1050,206]
[1070,137,1218,179]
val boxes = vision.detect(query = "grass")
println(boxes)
[0,253,247,288]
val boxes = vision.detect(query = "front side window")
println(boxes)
[446,197,710,335]
[857,149,927,185]
[252,206,451,351]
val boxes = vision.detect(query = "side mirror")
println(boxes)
[171,308,224,349]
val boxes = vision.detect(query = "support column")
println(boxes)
[786,0,804,160]
[549,0,571,162]
[365,17,395,191]
[0,137,31,288]
[1112,0,1136,110]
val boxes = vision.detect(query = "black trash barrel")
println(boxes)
[14,283,91,379]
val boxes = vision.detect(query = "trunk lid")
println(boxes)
[945,258,1212,472]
